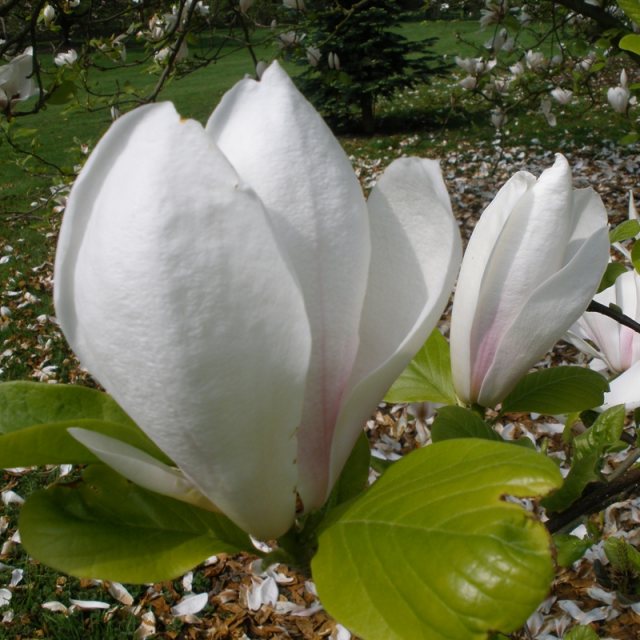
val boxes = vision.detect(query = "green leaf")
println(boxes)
[0,418,170,468]
[431,405,501,442]
[553,533,593,568]
[563,627,600,640]
[313,440,562,640]
[47,80,76,105]
[618,1,640,25]
[609,219,640,243]
[0,382,170,465]
[598,262,627,292]
[620,33,640,54]
[384,329,457,404]
[0,382,133,432]
[604,537,640,575]
[501,367,609,414]
[20,464,252,583]
[330,431,371,505]
[543,405,625,512]
[632,241,640,273]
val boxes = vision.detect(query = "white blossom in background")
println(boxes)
[306,45,321,67]
[485,28,513,53]
[525,50,546,71]
[283,0,305,9]
[55,61,461,539]
[490,107,507,129]
[608,68,631,114]
[455,56,483,75]
[509,60,525,77]
[239,0,254,13]
[328,51,340,70]
[459,76,477,90]
[540,98,557,127]
[278,31,300,49]
[43,4,56,26]
[480,0,508,28]
[195,1,210,16]
[54,49,78,67]
[0,47,38,111]
[550,87,573,105]
[450,154,609,407]
[569,270,640,410]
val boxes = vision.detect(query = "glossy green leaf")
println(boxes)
[609,219,640,243]
[620,33,640,55]
[20,465,252,583]
[0,382,170,465]
[313,440,562,640]
[501,367,608,414]
[385,329,457,404]
[0,418,170,467]
[553,534,593,568]
[598,262,626,292]
[563,627,599,640]
[618,0,640,23]
[543,405,625,512]
[0,381,133,432]
[431,405,501,442]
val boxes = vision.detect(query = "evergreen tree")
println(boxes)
[291,0,446,133]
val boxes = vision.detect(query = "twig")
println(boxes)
[546,466,640,533]
[587,300,640,335]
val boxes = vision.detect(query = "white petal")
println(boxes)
[69,599,110,610]
[171,592,208,616]
[67,428,216,511]
[54,102,311,539]
[450,170,536,401]
[329,158,461,490]
[477,226,608,406]
[602,361,640,410]
[206,61,370,510]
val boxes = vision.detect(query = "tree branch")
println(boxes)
[587,300,640,335]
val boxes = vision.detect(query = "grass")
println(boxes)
[0,17,637,639]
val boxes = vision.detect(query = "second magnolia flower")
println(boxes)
[54,62,462,538]
[450,154,610,408]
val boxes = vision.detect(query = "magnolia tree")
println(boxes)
[450,0,640,139]
[4,58,640,639]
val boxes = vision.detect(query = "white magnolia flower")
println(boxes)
[570,270,640,409]
[550,87,573,105]
[195,1,210,16]
[608,69,630,114]
[455,56,482,75]
[525,50,546,71]
[54,49,78,67]
[459,76,477,90]
[540,98,557,127]
[490,107,507,129]
[43,4,56,26]
[509,61,525,77]
[450,154,609,407]
[306,46,321,67]
[328,51,340,70]
[0,47,38,111]
[54,62,462,538]
[239,0,253,12]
